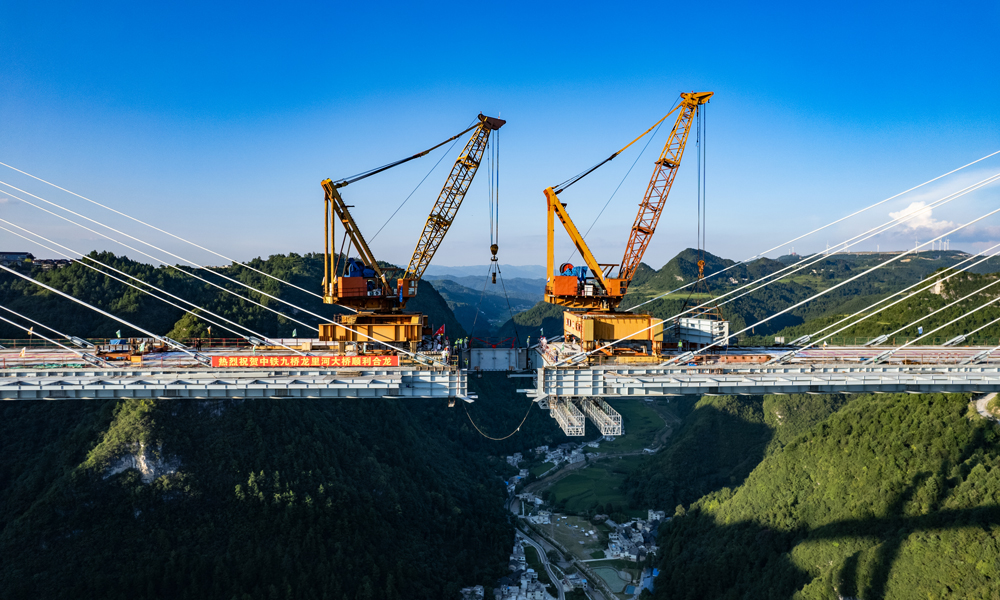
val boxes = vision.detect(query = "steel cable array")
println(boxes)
[625,149,1000,313]
[554,171,1000,365]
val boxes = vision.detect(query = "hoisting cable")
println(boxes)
[565,102,672,264]
[0,311,109,367]
[553,102,682,194]
[556,174,1000,366]
[331,123,480,188]
[0,221,308,355]
[369,120,475,242]
[624,149,1000,313]
[497,266,521,346]
[463,400,534,441]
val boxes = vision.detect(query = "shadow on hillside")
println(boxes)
[654,427,997,599]
[628,399,774,514]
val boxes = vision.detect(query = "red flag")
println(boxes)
[435,324,445,336]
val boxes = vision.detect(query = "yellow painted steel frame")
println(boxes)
[545,186,609,296]
[322,179,386,296]
[404,113,505,283]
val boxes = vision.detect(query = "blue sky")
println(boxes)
[1,0,998,270]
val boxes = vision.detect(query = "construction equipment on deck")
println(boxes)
[543,92,713,357]
[320,113,506,350]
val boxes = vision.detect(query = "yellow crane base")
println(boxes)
[563,312,663,356]
[319,312,428,353]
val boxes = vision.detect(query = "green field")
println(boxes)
[530,462,555,477]
[547,456,646,514]
[599,400,665,453]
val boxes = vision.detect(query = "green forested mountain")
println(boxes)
[0,252,465,341]
[0,372,552,599]
[652,392,1000,599]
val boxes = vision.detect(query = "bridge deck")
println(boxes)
[523,363,1000,399]
[0,367,468,400]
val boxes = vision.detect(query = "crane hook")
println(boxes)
[490,244,499,284]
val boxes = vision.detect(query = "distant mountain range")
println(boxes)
[423,264,548,280]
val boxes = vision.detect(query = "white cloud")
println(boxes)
[888,201,955,233]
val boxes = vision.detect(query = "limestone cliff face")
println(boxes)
[104,442,180,484]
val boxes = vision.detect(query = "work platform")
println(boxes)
[0,366,468,400]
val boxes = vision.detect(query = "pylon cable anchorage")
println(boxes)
[0,180,359,318]
[769,242,1000,364]
[0,264,210,365]
[554,173,1000,366]
[625,149,1000,313]
[0,221,308,356]
[668,203,1000,365]
[0,189,445,365]
[0,163,329,304]
[706,174,996,313]
[0,312,109,367]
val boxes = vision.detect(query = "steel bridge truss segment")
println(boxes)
[532,364,1000,398]
[578,396,622,436]
[550,397,586,436]
[0,367,468,400]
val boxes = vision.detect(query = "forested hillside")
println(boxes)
[0,252,465,341]
[653,393,1000,599]
[0,373,553,599]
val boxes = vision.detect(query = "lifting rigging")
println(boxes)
[543,91,713,357]
[320,113,505,350]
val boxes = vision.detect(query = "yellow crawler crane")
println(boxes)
[319,113,505,351]
[544,92,712,358]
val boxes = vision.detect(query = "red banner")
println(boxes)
[211,355,399,368]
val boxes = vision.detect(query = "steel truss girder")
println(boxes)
[0,367,468,400]
[525,365,1000,399]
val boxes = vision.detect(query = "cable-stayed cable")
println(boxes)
[0,162,329,302]
[0,311,109,367]
[554,179,1000,366]
[706,174,999,313]
[625,149,1000,312]
[0,180,358,317]
[664,205,1000,364]
[768,242,1000,363]
[0,264,208,364]
[0,220,307,356]
[868,287,1000,364]
[0,303,92,349]
[567,172,1000,365]
[0,191,444,364]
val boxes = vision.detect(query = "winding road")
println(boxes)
[517,528,565,600]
